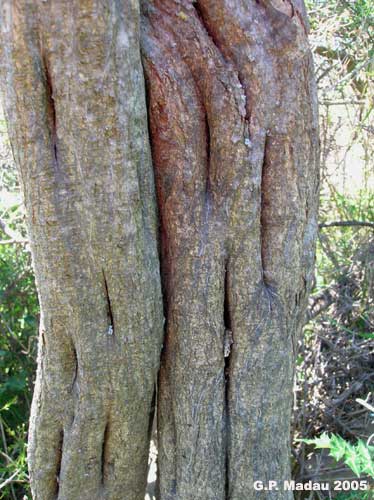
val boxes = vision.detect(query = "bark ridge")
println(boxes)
[141,1,319,498]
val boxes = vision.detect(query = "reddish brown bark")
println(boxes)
[141,1,319,498]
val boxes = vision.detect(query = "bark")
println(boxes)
[141,1,319,499]
[0,2,163,499]
[1,1,320,499]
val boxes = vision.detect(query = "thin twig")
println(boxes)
[320,100,366,106]
[0,217,22,240]
[0,419,17,500]
[319,220,374,229]
[0,238,28,245]
[0,470,19,491]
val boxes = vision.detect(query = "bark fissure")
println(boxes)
[284,0,309,35]
[101,421,110,485]
[70,346,78,394]
[195,1,252,129]
[223,261,232,500]
[204,113,211,197]
[1,3,164,498]
[260,133,270,289]
[223,262,231,333]
[148,384,157,440]
[1,1,319,498]
[43,57,58,165]
[142,2,319,498]
[56,429,64,496]
[102,270,115,336]
[193,3,222,59]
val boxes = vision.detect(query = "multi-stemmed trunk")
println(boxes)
[0,1,319,499]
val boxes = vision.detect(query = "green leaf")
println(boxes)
[344,454,362,478]
[310,432,332,449]
[356,440,374,478]
[329,434,347,461]
[0,396,18,412]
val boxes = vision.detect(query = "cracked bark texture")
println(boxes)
[141,1,319,499]
[1,0,319,499]
[0,1,163,499]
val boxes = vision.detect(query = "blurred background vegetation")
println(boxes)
[0,0,373,498]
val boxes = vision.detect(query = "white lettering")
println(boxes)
[254,481,263,491]
[284,481,295,491]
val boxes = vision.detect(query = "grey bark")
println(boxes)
[0,1,163,499]
[0,1,320,499]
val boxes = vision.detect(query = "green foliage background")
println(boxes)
[0,115,38,499]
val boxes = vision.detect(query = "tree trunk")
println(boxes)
[0,2,163,499]
[1,1,319,499]
[141,1,319,499]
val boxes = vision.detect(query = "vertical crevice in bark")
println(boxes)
[283,0,309,34]
[102,270,115,336]
[56,429,64,496]
[148,384,157,441]
[141,2,319,497]
[101,421,110,485]
[223,261,231,333]
[3,2,164,499]
[193,3,221,58]
[204,113,211,198]
[223,260,232,500]
[260,133,270,289]
[43,56,58,165]
[287,0,295,17]
[70,346,78,394]
[260,134,280,313]
[236,72,251,125]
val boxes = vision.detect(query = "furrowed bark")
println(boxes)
[0,1,163,499]
[1,0,319,498]
[141,1,319,499]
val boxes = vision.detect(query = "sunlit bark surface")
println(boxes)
[0,2,163,499]
[141,1,319,498]
[0,0,319,499]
